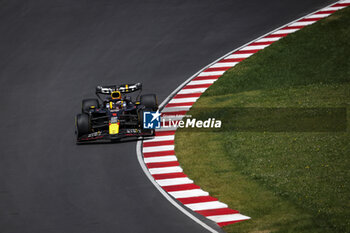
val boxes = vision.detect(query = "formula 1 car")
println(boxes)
[75,83,158,143]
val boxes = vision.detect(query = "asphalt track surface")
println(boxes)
[0,1,335,232]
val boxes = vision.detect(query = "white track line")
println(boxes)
[169,97,199,103]
[198,71,225,76]
[169,189,209,199]
[224,53,253,59]
[178,88,207,94]
[255,37,281,42]
[149,166,183,175]
[272,28,300,34]
[209,62,239,68]
[187,80,216,85]
[144,155,178,163]
[240,44,270,50]
[322,6,345,11]
[156,177,194,187]
[186,201,228,211]
[306,13,331,18]
[289,21,316,26]
[143,145,174,153]
[207,214,251,223]
[144,135,175,142]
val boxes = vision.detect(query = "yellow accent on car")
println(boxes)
[90,105,95,109]
[111,91,121,99]
[109,123,119,135]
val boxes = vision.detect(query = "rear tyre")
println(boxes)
[82,98,100,113]
[140,94,158,111]
[76,113,91,138]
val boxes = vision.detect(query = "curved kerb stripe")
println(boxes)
[137,1,349,230]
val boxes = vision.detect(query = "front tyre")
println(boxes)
[82,98,100,113]
[75,113,91,138]
[140,94,158,111]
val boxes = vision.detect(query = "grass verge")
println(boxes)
[175,7,350,233]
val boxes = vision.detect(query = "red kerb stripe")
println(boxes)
[152,172,187,180]
[173,93,202,98]
[221,58,246,63]
[195,208,239,217]
[183,83,212,89]
[298,18,320,22]
[249,41,274,46]
[192,76,220,81]
[264,34,288,38]
[204,67,232,72]
[317,10,336,14]
[143,140,174,148]
[177,196,217,204]
[162,183,201,192]
[154,131,175,136]
[217,220,246,227]
[333,3,350,7]
[165,102,194,108]
[143,150,175,158]
[234,49,260,54]
[146,161,180,168]
[282,25,304,30]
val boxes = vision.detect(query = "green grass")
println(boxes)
[175,7,350,233]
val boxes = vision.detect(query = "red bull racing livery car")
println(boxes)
[75,83,158,143]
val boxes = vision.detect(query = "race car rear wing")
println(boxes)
[95,83,142,101]
[96,83,142,94]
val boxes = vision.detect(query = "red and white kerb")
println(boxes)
[141,0,349,227]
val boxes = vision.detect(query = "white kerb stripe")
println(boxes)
[321,6,345,11]
[225,53,253,59]
[240,44,270,50]
[207,214,251,223]
[156,177,193,187]
[178,88,207,94]
[186,201,228,211]
[145,135,175,142]
[169,97,199,103]
[168,189,209,199]
[209,62,238,68]
[143,145,174,153]
[272,28,299,35]
[256,37,281,42]
[144,155,177,163]
[149,166,183,175]
[187,80,216,85]
[162,106,192,112]
[289,21,316,27]
[305,13,330,18]
[197,71,225,76]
